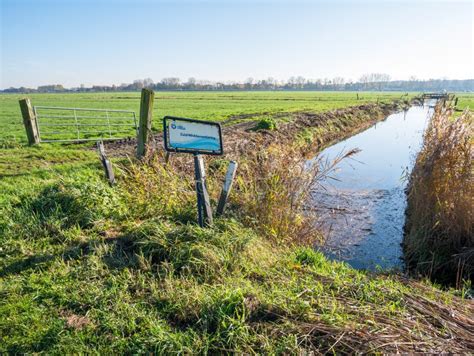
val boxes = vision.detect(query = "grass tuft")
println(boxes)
[255,117,277,131]
[127,219,255,282]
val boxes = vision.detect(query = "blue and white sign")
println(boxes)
[163,116,223,155]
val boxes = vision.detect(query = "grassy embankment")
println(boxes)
[1,92,473,353]
[404,98,473,286]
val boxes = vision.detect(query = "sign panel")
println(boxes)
[163,116,223,155]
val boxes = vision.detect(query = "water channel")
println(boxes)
[312,103,434,270]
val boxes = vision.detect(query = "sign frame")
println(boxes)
[163,116,224,156]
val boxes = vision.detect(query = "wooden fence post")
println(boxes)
[19,98,40,145]
[136,88,155,158]
[216,161,238,217]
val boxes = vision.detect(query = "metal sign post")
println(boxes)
[164,116,224,227]
[194,154,213,227]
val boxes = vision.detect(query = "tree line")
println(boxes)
[2,75,473,93]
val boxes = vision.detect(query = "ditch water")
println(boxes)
[311,103,434,270]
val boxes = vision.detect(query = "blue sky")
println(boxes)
[1,0,472,88]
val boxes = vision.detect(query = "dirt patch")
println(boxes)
[60,310,93,330]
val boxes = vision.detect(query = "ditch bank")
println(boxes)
[105,99,414,159]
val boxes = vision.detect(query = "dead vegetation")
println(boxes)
[404,103,473,286]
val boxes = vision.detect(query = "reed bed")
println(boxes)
[404,103,473,286]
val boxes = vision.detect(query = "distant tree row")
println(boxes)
[2,74,473,93]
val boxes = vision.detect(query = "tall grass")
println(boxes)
[231,144,359,244]
[404,104,473,286]
[231,144,320,244]
[120,142,357,247]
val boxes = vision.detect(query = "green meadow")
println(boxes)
[0,91,411,142]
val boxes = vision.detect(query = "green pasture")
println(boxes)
[1,91,412,142]
[454,93,474,116]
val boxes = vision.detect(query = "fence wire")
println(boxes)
[34,106,137,143]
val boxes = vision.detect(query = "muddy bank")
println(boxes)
[104,99,413,159]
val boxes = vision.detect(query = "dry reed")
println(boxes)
[404,103,473,286]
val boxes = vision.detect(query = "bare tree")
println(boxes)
[143,78,154,88]
[161,77,181,88]
[295,76,306,88]
[333,77,345,90]
[359,73,391,90]
[133,79,145,89]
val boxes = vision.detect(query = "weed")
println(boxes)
[255,117,277,131]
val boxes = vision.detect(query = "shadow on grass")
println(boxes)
[0,254,57,277]
[0,235,138,278]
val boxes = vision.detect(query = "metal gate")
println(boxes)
[33,106,137,143]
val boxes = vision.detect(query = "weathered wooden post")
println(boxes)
[216,161,238,217]
[19,98,40,145]
[136,88,155,158]
[97,141,115,185]
[194,154,213,227]
[165,152,171,164]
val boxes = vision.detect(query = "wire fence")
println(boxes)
[34,106,137,143]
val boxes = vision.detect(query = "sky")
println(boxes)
[1,0,473,88]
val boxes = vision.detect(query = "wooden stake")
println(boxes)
[137,88,155,158]
[216,161,238,216]
[19,98,40,145]
[165,152,171,164]
[97,141,115,185]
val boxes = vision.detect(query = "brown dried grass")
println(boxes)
[404,103,473,286]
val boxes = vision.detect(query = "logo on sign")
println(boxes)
[171,123,186,130]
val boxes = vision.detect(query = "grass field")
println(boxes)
[454,93,474,116]
[0,91,412,142]
[1,91,473,353]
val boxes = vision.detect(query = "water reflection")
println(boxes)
[311,104,433,270]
